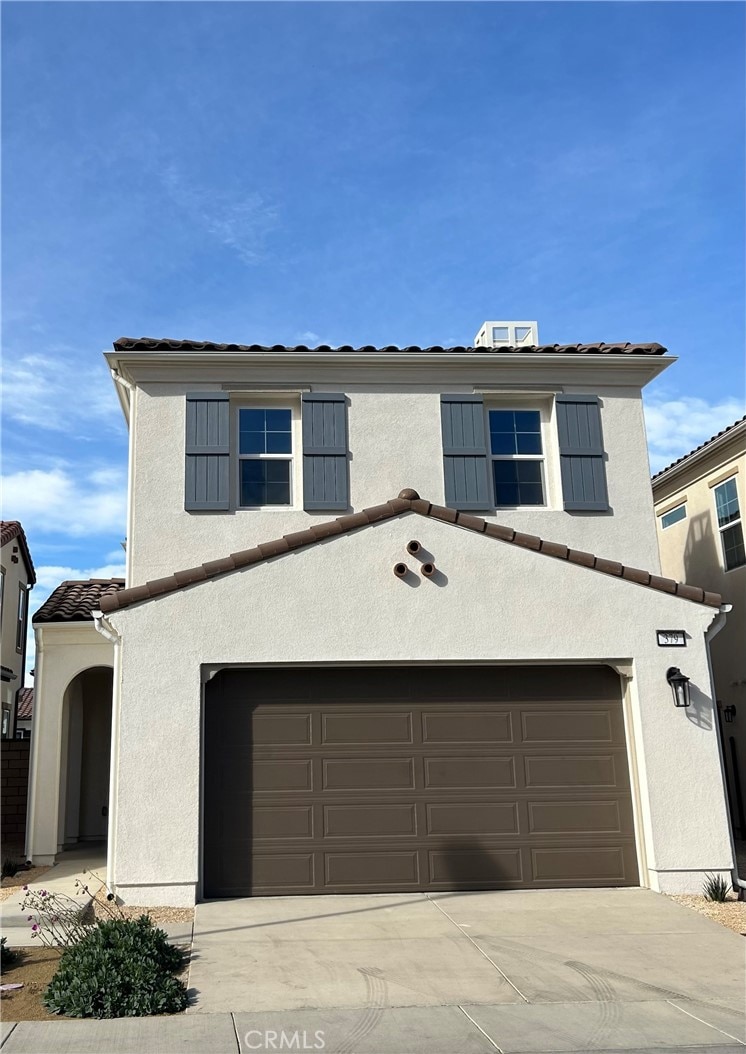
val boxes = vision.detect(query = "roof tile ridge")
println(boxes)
[422,499,720,607]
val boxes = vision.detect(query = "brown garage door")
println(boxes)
[203,665,638,897]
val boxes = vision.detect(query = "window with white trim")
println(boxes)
[713,477,745,571]
[488,408,546,506]
[236,407,293,507]
[16,584,26,653]
[661,503,687,529]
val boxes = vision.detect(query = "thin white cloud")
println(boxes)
[644,394,746,474]
[1,466,127,537]
[0,349,123,435]
[161,165,278,265]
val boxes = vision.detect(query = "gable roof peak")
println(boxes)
[97,494,721,615]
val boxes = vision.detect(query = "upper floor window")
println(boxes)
[488,409,545,507]
[713,477,745,571]
[16,584,26,653]
[185,392,349,513]
[237,408,293,507]
[661,503,687,529]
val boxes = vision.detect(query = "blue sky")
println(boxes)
[2,2,745,672]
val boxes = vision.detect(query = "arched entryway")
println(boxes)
[58,666,113,850]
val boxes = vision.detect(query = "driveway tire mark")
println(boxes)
[334,967,388,1054]
[565,961,621,1047]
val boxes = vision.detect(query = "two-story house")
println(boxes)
[0,521,35,739]
[652,415,746,839]
[27,325,735,906]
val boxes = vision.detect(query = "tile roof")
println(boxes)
[652,415,746,482]
[113,337,668,356]
[0,522,36,585]
[16,687,33,721]
[33,579,126,625]
[98,491,721,615]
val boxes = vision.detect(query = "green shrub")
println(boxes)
[1,858,19,879]
[1,936,19,969]
[702,873,730,902]
[43,916,188,1018]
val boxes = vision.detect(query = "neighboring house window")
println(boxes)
[1,708,9,738]
[16,584,27,652]
[714,477,746,571]
[488,409,545,506]
[661,504,687,529]
[237,408,293,507]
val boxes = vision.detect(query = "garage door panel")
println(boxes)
[422,711,513,744]
[326,851,419,887]
[324,804,417,837]
[253,806,314,839]
[323,758,415,790]
[253,759,313,792]
[429,848,523,884]
[322,711,413,745]
[524,754,624,789]
[527,800,624,835]
[252,713,312,746]
[522,709,614,744]
[204,666,638,896]
[531,846,632,884]
[252,853,316,890]
[424,757,516,789]
[427,802,519,836]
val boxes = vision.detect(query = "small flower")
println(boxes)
[22,885,28,891]
[27,915,32,921]
[31,924,39,931]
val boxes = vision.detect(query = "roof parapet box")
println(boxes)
[474,321,539,348]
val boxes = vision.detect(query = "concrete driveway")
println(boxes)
[186,887,746,1053]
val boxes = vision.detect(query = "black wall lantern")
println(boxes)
[723,704,737,724]
[667,667,691,708]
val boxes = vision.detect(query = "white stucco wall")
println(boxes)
[106,513,731,905]
[27,624,115,864]
[125,374,661,585]
[1,538,32,738]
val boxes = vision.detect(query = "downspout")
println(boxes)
[93,611,122,896]
[705,604,743,897]
[25,628,44,862]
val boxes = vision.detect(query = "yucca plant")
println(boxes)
[702,873,731,902]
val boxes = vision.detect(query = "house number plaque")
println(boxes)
[656,630,686,647]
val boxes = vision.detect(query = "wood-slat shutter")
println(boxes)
[556,395,610,512]
[302,393,349,511]
[441,395,491,510]
[185,393,230,511]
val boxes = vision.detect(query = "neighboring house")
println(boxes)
[652,415,746,838]
[27,326,735,905]
[0,521,35,739]
[15,687,34,739]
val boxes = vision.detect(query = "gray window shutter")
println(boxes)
[302,393,349,511]
[556,395,610,512]
[185,393,230,511]
[441,395,490,510]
